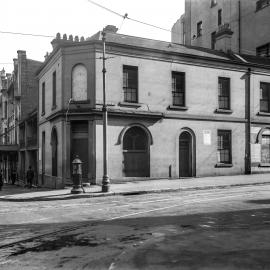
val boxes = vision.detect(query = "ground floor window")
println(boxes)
[261,132,270,163]
[217,130,232,164]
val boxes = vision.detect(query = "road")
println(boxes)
[1,184,270,269]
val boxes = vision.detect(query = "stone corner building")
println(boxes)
[37,27,270,188]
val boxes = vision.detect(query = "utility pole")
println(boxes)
[101,31,110,192]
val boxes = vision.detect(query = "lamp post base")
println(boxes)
[71,186,83,194]
[102,175,110,192]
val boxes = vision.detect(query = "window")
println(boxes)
[261,131,270,163]
[211,31,216,49]
[257,43,270,58]
[197,21,202,37]
[4,101,7,119]
[123,65,138,103]
[217,130,232,164]
[260,82,270,112]
[52,71,56,109]
[41,82,45,115]
[218,77,230,110]
[72,64,87,101]
[218,9,222,26]
[172,72,185,107]
[256,0,270,11]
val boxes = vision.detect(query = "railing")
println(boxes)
[218,23,230,33]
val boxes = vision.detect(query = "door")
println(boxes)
[71,122,89,181]
[123,126,150,177]
[179,131,192,177]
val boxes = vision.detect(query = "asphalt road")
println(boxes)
[1,184,270,269]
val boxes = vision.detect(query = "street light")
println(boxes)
[101,30,110,192]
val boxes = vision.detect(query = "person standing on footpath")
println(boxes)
[26,166,34,188]
[0,170,3,191]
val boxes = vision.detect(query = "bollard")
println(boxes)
[71,155,83,194]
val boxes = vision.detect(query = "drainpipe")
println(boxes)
[246,68,251,174]
[238,1,241,54]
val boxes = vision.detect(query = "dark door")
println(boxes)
[41,132,45,185]
[71,122,88,181]
[51,129,58,177]
[123,127,150,177]
[179,131,192,177]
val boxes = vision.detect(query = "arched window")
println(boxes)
[261,129,270,163]
[72,64,87,101]
[51,128,58,177]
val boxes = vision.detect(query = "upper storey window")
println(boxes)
[123,65,138,103]
[218,9,222,26]
[72,64,87,101]
[260,82,270,113]
[256,0,270,11]
[257,43,270,58]
[197,21,202,37]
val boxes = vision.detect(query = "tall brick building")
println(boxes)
[37,27,270,188]
[0,51,41,183]
[172,0,270,57]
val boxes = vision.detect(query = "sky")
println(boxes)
[0,0,185,73]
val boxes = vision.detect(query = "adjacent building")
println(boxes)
[37,26,270,188]
[172,0,270,56]
[0,51,41,184]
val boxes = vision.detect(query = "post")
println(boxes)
[102,31,110,192]
[245,68,251,174]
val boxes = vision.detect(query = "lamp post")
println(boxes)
[101,31,110,192]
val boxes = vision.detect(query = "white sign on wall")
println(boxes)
[203,130,211,145]
[251,143,261,163]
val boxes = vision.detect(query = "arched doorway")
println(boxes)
[51,128,58,177]
[179,130,195,177]
[123,126,150,177]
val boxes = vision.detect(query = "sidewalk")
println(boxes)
[1,173,270,201]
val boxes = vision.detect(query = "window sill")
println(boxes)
[259,163,270,167]
[215,163,233,168]
[215,109,233,114]
[71,99,90,104]
[51,105,57,110]
[118,102,142,108]
[257,111,270,116]
[167,105,188,111]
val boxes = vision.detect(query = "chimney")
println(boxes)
[215,23,233,53]
[17,50,26,60]
[103,25,118,33]
[51,33,62,50]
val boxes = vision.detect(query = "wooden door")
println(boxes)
[179,132,192,177]
[123,127,149,177]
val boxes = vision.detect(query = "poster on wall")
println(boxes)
[251,143,261,163]
[203,130,211,145]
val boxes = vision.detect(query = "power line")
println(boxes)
[0,30,54,38]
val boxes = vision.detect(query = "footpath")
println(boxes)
[1,173,270,201]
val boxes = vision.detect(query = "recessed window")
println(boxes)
[123,65,138,103]
[72,64,87,101]
[257,43,270,58]
[52,71,56,109]
[172,72,185,107]
[256,0,270,11]
[42,82,45,115]
[218,9,222,26]
[217,130,232,164]
[218,77,230,110]
[260,82,270,112]
[211,31,216,49]
[197,21,202,37]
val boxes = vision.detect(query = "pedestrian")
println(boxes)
[26,166,34,188]
[11,169,17,185]
[0,170,3,191]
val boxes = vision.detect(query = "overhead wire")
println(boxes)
[0,30,54,38]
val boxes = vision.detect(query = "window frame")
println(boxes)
[260,82,270,113]
[52,71,56,109]
[71,64,88,102]
[217,129,232,165]
[123,65,139,104]
[197,21,202,37]
[41,82,45,115]
[171,71,186,107]
[218,77,231,110]
[218,9,222,26]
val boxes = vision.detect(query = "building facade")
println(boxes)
[0,51,41,184]
[172,0,270,56]
[37,27,270,188]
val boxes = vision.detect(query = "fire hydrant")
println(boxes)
[71,155,83,194]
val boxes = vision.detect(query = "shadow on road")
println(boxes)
[246,199,270,204]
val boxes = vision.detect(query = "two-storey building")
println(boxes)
[37,27,270,188]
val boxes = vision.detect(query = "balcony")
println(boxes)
[256,0,270,11]
[215,23,233,38]
[27,136,37,147]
